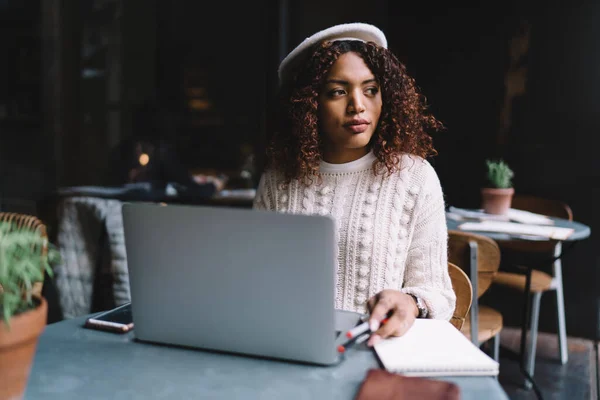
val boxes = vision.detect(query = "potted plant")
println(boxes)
[481,159,515,215]
[0,221,60,399]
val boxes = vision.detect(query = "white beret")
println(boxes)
[278,22,387,86]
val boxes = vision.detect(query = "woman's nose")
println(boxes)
[347,92,366,114]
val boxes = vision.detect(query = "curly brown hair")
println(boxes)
[266,40,443,184]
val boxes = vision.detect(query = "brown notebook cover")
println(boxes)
[355,369,461,400]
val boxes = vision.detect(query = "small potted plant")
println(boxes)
[481,159,514,215]
[0,221,60,399]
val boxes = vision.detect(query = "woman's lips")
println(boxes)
[345,123,369,133]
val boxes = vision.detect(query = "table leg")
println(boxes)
[520,267,544,398]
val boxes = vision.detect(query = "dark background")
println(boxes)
[0,0,597,339]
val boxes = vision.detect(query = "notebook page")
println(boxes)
[458,221,573,240]
[373,319,499,377]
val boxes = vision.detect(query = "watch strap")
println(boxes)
[409,294,428,318]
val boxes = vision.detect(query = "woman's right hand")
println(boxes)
[366,289,419,346]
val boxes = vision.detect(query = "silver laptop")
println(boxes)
[122,202,360,365]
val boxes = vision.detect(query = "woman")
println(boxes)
[253,23,455,346]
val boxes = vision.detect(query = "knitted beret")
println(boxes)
[278,22,388,86]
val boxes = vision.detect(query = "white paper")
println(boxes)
[505,209,554,225]
[447,207,509,221]
[458,221,573,240]
[448,206,554,225]
[374,319,499,377]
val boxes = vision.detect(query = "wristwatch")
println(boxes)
[409,294,428,318]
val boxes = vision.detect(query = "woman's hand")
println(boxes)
[366,289,419,346]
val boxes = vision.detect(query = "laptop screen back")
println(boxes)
[122,203,339,365]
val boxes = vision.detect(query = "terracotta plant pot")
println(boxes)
[481,187,514,215]
[0,297,47,400]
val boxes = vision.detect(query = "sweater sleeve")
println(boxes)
[253,171,276,211]
[401,162,456,320]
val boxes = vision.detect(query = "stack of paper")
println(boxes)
[374,319,499,377]
[447,207,509,222]
[505,209,554,225]
[447,206,554,225]
[458,221,573,240]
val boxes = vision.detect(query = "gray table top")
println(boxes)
[26,315,509,400]
[446,212,591,242]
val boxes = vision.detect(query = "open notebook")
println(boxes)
[373,319,499,377]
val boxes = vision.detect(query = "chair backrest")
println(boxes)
[0,212,48,297]
[0,212,48,236]
[448,230,501,298]
[511,194,573,221]
[448,262,472,331]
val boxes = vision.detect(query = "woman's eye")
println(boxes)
[328,89,346,97]
[365,87,379,95]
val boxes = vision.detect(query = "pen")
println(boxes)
[337,332,370,353]
[345,316,389,339]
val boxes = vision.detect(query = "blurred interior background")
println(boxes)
[0,0,597,343]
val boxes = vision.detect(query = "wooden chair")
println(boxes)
[448,230,503,361]
[448,262,473,331]
[491,194,572,384]
[0,212,48,298]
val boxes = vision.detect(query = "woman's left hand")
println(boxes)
[366,289,419,346]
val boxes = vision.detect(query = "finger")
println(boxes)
[367,317,399,347]
[367,312,413,347]
[377,311,414,338]
[366,334,382,347]
[368,294,394,331]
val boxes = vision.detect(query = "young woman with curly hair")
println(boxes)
[253,23,455,346]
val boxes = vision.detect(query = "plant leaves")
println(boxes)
[0,222,61,326]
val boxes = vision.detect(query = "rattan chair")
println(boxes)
[448,230,503,361]
[448,261,473,331]
[0,212,48,297]
[492,195,572,384]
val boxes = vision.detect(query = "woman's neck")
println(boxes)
[321,147,369,164]
[319,150,375,174]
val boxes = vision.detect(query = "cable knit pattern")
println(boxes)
[253,152,456,320]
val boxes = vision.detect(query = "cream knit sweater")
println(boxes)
[253,151,456,320]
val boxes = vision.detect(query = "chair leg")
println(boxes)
[491,332,500,362]
[553,258,568,365]
[524,291,542,390]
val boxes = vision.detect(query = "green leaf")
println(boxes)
[0,222,61,327]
